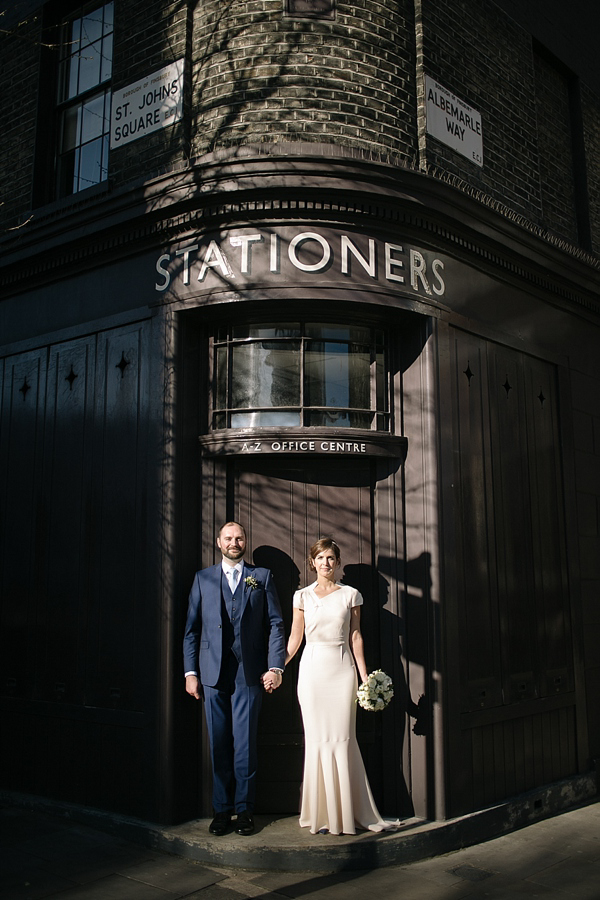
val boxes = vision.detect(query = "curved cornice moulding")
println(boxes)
[1,144,599,318]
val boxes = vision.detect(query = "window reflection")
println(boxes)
[212,321,388,431]
[56,2,113,196]
[231,342,301,409]
[305,342,371,413]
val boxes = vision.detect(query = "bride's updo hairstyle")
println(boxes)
[308,538,341,570]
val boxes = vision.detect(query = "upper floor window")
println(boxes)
[211,322,388,431]
[55,1,113,196]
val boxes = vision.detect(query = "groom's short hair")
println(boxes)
[218,521,246,538]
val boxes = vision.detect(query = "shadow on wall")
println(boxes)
[343,559,432,818]
[248,546,433,819]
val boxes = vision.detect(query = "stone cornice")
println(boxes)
[2,143,599,319]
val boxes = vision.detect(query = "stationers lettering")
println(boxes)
[155,229,447,299]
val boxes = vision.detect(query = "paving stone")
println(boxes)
[464,881,565,898]
[39,845,161,884]
[29,873,176,900]
[0,869,77,900]
[0,811,66,847]
[183,886,266,900]
[117,857,227,893]
[526,856,600,897]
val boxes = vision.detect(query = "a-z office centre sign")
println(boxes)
[425,75,483,167]
[110,59,184,148]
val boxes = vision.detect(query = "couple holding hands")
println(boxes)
[183,521,391,837]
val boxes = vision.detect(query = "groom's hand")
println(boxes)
[261,671,282,693]
[185,674,203,700]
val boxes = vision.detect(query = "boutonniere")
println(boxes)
[244,575,260,590]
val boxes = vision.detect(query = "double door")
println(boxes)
[200,454,414,816]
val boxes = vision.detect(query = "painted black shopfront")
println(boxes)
[0,152,593,825]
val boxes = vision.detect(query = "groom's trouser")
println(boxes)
[203,652,263,813]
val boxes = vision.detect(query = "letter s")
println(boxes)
[155,254,171,292]
[432,259,445,296]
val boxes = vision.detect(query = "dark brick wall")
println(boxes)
[418,0,543,225]
[108,0,189,188]
[2,0,600,254]
[533,49,578,244]
[570,368,600,764]
[189,0,417,159]
[582,85,600,256]
[0,19,42,229]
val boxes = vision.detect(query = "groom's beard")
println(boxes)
[222,548,245,562]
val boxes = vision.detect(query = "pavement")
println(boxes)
[1,798,600,900]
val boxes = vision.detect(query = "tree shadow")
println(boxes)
[342,556,433,819]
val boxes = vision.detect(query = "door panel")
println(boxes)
[232,457,384,814]
[449,328,577,815]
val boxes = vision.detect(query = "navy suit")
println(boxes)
[183,561,285,813]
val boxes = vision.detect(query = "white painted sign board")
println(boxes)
[425,75,483,167]
[111,59,184,149]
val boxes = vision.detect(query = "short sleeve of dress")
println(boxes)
[292,589,305,610]
[350,588,364,607]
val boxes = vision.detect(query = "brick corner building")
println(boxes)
[1,0,599,827]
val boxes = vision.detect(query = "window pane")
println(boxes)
[376,349,387,411]
[78,136,103,189]
[71,17,81,47]
[61,104,81,152]
[103,1,114,33]
[100,32,113,82]
[232,324,301,339]
[305,410,374,428]
[58,54,79,102]
[231,411,301,427]
[81,9,103,46]
[100,132,109,180]
[78,39,102,93]
[55,4,113,199]
[305,323,372,342]
[305,342,370,409]
[215,346,227,410]
[232,342,300,409]
[81,93,106,142]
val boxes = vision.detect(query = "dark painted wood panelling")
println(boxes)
[524,358,574,698]
[453,333,503,713]
[35,337,96,706]
[86,326,150,713]
[0,323,154,818]
[400,323,442,820]
[467,706,577,810]
[449,328,578,814]
[0,349,48,702]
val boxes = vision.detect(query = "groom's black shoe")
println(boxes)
[235,810,255,835]
[209,812,231,836]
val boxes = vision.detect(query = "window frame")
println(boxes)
[33,0,114,207]
[209,321,390,433]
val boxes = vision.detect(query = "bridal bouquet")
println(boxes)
[357,670,394,711]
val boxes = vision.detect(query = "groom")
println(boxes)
[183,521,285,836]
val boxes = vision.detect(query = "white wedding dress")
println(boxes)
[293,582,389,834]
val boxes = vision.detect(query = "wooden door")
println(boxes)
[228,456,395,815]
[446,328,579,815]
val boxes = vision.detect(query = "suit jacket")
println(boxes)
[183,562,286,687]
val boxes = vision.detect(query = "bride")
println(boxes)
[285,537,390,834]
